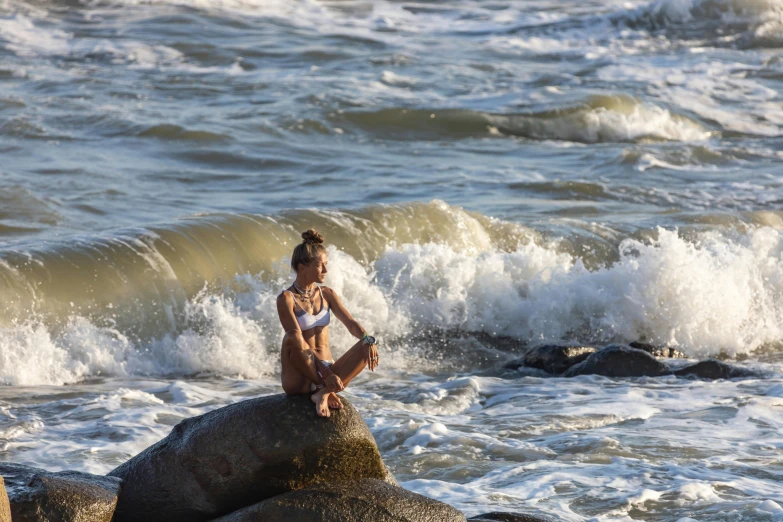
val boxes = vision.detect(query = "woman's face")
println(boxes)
[302,252,328,284]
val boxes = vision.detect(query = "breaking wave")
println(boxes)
[1,201,782,385]
[339,95,713,144]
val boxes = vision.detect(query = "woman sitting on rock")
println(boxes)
[277,229,379,417]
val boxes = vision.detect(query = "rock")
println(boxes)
[0,462,121,522]
[507,344,597,374]
[564,345,671,378]
[674,359,759,379]
[109,394,392,522]
[629,341,686,359]
[383,465,399,486]
[209,479,466,522]
[0,476,10,522]
[469,512,553,522]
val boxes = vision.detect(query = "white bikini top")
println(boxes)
[288,286,331,331]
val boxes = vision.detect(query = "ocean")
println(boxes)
[1,0,782,519]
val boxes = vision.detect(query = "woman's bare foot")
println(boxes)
[327,393,343,410]
[311,387,330,417]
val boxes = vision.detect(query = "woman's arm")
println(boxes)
[322,287,367,339]
[276,291,302,336]
[322,287,379,371]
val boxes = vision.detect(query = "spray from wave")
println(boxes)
[0,201,782,385]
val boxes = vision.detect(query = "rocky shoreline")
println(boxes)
[0,394,550,522]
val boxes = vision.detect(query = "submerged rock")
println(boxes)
[519,344,597,374]
[469,512,552,522]
[629,341,686,359]
[209,479,466,522]
[109,394,392,522]
[564,345,671,378]
[674,359,759,379]
[0,463,121,522]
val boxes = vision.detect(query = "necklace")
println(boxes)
[293,281,314,299]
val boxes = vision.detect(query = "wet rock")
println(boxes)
[109,394,392,522]
[508,344,597,374]
[469,512,553,522]
[383,464,399,487]
[674,359,759,379]
[629,341,686,359]
[564,345,671,378]
[0,476,10,522]
[209,479,466,522]
[0,462,121,522]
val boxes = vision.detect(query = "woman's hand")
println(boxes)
[366,343,379,371]
[324,374,345,393]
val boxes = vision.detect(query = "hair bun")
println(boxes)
[301,229,324,244]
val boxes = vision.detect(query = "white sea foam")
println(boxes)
[597,60,782,138]
[379,70,417,88]
[493,99,713,143]
[0,12,242,74]
[0,14,70,57]
[575,102,712,142]
[384,372,783,519]
[637,0,783,26]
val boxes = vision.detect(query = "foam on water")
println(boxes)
[0,14,69,57]
[1,352,781,520]
[0,11,244,74]
[356,371,783,520]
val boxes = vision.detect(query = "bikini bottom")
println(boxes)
[310,359,335,392]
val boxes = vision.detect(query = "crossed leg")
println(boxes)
[281,337,372,417]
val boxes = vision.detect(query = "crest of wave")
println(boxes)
[625,0,783,46]
[0,296,277,386]
[644,0,781,24]
[495,95,712,143]
[375,227,783,357]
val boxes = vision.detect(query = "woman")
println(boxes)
[277,229,379,417]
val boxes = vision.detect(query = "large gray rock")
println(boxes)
[469,512,552,522]
[109,394,392,522]
[209,479,466,522]
[674,359,759,379]
[508,344,597,374]
[564,345,671,378]
[0,476,10,522]
[629,341,686,359]
[0,462,121,522]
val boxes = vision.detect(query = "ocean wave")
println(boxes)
[627,0,781,27]
[1,201,782,385]
[339,95,712,144]
[619,0,783,47]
